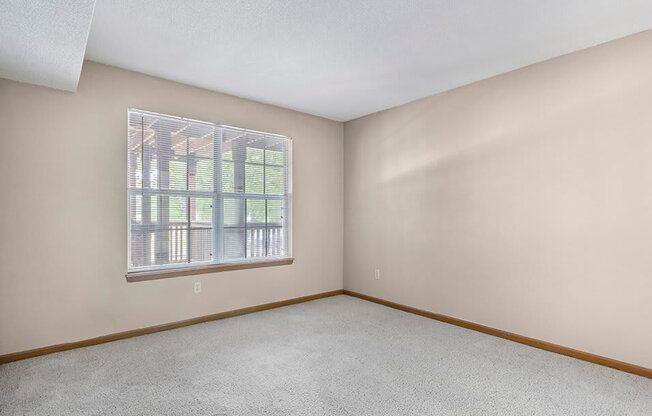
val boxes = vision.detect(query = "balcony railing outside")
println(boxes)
[130,221,285,268]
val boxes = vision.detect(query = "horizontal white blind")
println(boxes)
[128,109,290,271]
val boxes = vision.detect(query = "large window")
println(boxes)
[128,109,291,272]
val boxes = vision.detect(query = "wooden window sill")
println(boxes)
[126,258,294,282]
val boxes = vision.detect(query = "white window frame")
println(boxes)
[127,109,292,274]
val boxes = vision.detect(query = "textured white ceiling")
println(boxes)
[3,1,651,120]
[0,0,96,91]
[84,0,652,121]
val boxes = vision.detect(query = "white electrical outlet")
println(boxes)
[374,269,381,280]
[194,281,201,294]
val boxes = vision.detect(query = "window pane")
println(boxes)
[191,197,212,225]
[192,159,213,191]
[150,196,157,223]
[129,152,142,188]
[190,229,211,262]
[267,228,285,257]
[129,112,143,150]
[188,123,214,158]
[130,194,142,224]
[267,199,283,226]
[130,229,149,268]
[145,157,158,189]
[189,124,214,192]
[222,161,234,192]
[168,158,187,190]
[128,112,144,192]
[224,198,244,228]
[131,227,190,267]
[224,228,245,260]
[246,147,264,164]
[246,199,266,226]
[265,166,284,195]
[265,149,284,166]
[168,195,188,222]
[246,228,266,258]
[162,227,188,264]
[133,195,158,224]
[170,135,188,157]
[190,197,212,262]
[245,164,264,193]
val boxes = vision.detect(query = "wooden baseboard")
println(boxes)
[5,288,649,380]
[0,289,344,364]
[343,290,652,379]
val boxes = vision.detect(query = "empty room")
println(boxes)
[1,0,651,414]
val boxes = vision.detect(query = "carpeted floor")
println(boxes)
[1,295,650,415]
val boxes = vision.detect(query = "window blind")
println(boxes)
[128,109,291,271]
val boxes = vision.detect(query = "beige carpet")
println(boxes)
[1,295,650,415]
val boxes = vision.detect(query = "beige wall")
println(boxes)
[0,62,343,355]
[344,30,652,369]
[2,32,651,369]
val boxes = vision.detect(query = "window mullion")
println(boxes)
[233,138,247,258]
[264,141,268,257]
[213,127,224,263]
[186,127,191,264]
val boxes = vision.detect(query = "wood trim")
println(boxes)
[5,288,647,380]
[343,290,652,379]
[0,289,342,364]
[126,258,294,282]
